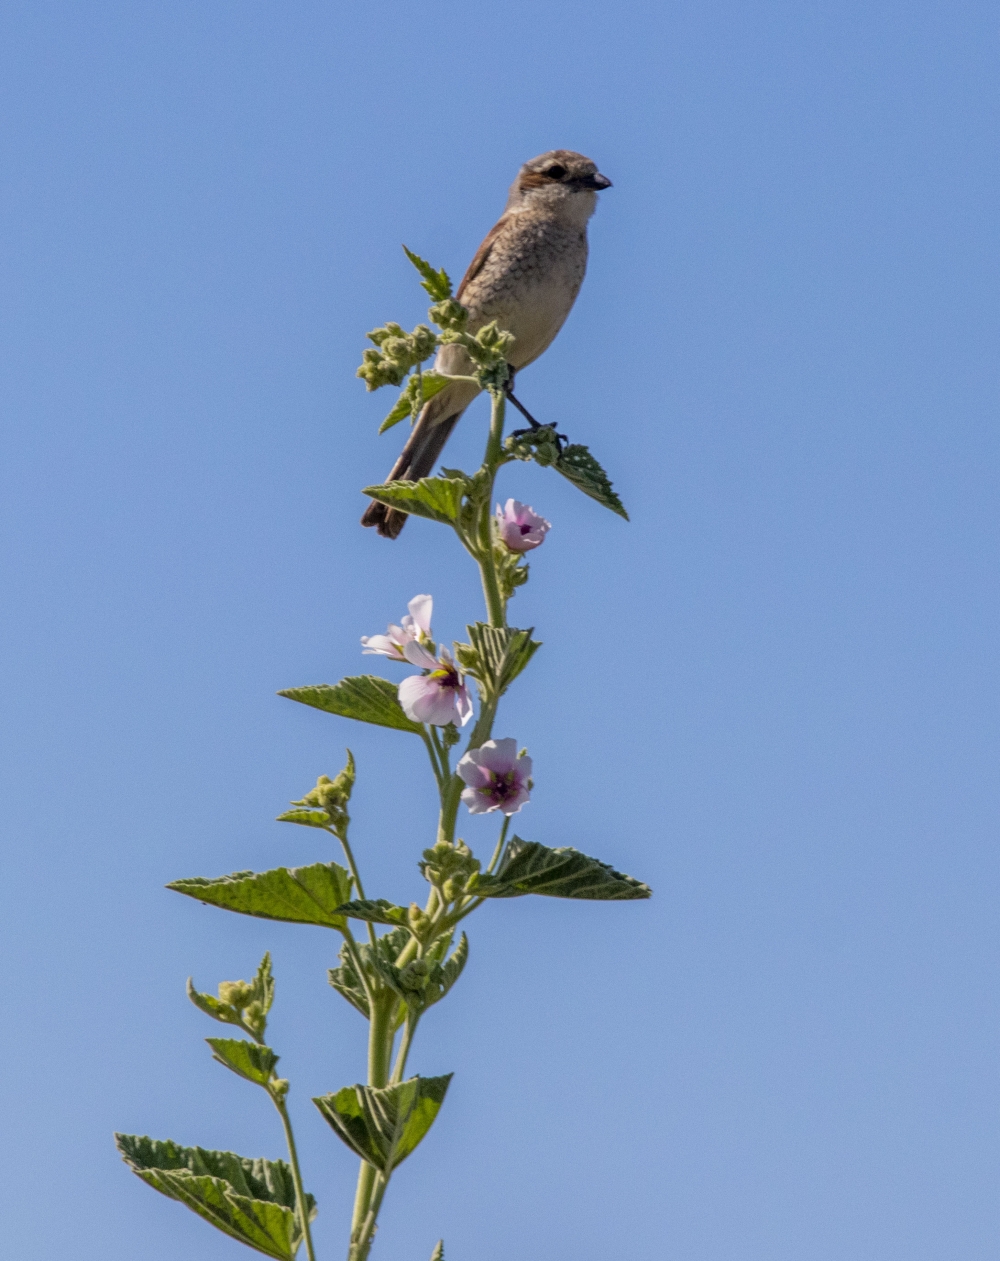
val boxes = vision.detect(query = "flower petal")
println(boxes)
[456,751,491,787]
[360,634,406,660]
[498,784,531,815]
[399,674,462,726]
[407,594,433,637]
[474,738,519,774]
[454,679,474,726]
[460,784,494,814]
[403,640,439,670]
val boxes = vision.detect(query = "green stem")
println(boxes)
[421,731,445,793]
[477,389,507,629]
[349,1164,377,1260]
[429,726,451,786]
[390,1014,418,1084]
[351,1170,390,1261]
[334,830,375,947]
[272,1095,316,1261]
[487,814,511,874]
[367,996,393,1089]
[349,995,395,1253]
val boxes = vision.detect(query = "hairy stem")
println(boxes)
[334,830,375,947]
[390,1014,418,1084]
[477,389,508,629]
[487,814,511,874]
[272,1095,316,1261]
[351,1170,390,1261]
[348,995,395,1254]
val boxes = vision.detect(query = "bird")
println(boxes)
[361,149,612,538]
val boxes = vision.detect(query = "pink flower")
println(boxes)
[456,738,532,815]
[398,643,473,727]
[495,499,551,553]
[361,594,433,661]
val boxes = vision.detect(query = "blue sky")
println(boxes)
[2,2,998,1258]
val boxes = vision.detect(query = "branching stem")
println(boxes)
[272,1094,316,1261]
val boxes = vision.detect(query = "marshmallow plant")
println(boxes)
[116,251,650,1261]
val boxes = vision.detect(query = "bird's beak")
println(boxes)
[580,172,612,190]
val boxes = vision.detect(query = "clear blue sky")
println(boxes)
[2,3,998,1258]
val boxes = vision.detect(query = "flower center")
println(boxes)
[480,770,517,802]
[429,666,460,690]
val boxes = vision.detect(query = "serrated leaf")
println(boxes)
[471,837,651,900]
[280,676,423,735]
[207,1039,279,1087]
[335,899,409,927]
[429,1243,444,1261]
[553,444,629,519]
[313,1074,452,1173]
[402,246,452,301]
[169,862,354,930]
[187,979,244,1028]
[439,932,468,997]
[361,477,465,526]
[455,623,541,698]
[328,961,369,1019]
[379,371,453,434]
[276,809,332,828]
[115,1135,315,1260]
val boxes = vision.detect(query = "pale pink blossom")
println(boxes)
[456,738,532,815]
[361,594,433,661]
[495,500,551,553]
[398,643,473,727]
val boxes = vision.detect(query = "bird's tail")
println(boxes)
[360,378,476,537]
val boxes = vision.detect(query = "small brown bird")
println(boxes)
[361,149,612,538]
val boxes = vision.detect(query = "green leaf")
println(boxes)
[280,675,423,735]
[438,932,468,999]
[402,246,452,301]
[429,1243,444,1261]
[335,899,409,927]
[361,477,465,526]
[313,1074,452,1173]
[115,1135,315,1261]
[453,623,541,698]
[168,862,354,930]
[207,1038,279,1087]
[186,980,244,1029]
[554,443,629,519]
[276,809,331,828]
[471,837,651,900]
[328,955,369,1019]
[379,371,453,434]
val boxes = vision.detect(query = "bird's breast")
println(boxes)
[464,218,589,369]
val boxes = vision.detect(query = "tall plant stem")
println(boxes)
[272,1095,316,1261]
[478,389,507,629]
[349,996,395,1256]
[351,1171,390,1261]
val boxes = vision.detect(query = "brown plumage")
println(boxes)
[361,150,612,538]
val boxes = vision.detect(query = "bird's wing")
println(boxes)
[456,215,508,301]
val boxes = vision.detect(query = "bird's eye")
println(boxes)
[545,164,566,180]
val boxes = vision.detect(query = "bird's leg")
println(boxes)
[504,364,568,449]
[504,366,539,431]
[506,390,542,433]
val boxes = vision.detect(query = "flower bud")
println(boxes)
[218,980,254,1010]
[407,903,431,938]
[399,959,431,994]
[429,298,468,330]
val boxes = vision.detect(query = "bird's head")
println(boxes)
[506,150,612,223]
